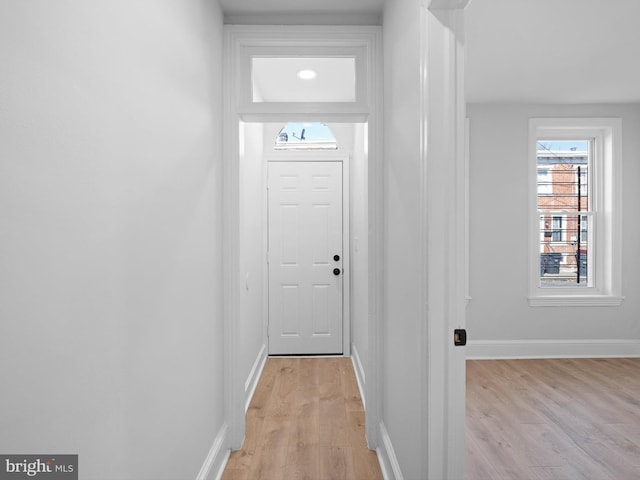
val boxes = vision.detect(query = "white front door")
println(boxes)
[268,161,343,355]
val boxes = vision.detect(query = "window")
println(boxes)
[274,122,337,150]
[537,168,552,195]
[538,142,589,285]
[551,215,564,243]
[580,214,588,244]
[252,57,356,103]
[529,118,623,306]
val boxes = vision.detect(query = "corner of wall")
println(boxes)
[376,422,404,480]
[196,423,230,480]
[351,343,367,409]
[244,343,268,412]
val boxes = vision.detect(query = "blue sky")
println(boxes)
[537,140,589,152]
[277,122,336,144]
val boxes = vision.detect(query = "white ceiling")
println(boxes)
[219,0,640,105]
[465,0,640,104]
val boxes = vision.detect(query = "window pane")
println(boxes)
[537,140,592,288]
[539,213,591,287]
[537,168,552,195]
[252,57,356,103]
[536,140,589,212]
[551,216,563,242]
[275,122,338,150]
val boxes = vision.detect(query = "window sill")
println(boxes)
[528,295,625,307]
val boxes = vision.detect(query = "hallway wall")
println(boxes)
[239,122,267,408]
[467,103,640,355]
[350,123,370,396]
[381,0,425,478]
[0,1,226,478]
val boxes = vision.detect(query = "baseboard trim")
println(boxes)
[466,339,640,359]
[244,343,267,413]
[376,422,403,480]
[351,343,366,410]
[196,423,229,480]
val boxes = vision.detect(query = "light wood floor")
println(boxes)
[222,357,383,480]
[466,358,640,480]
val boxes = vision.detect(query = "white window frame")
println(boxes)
[230,26,372,121]
[528,118,624,306]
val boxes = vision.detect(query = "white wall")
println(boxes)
[467,103,640,354]
[239,122,267,407]
[350,123,370,397]
[0,1,226,478]
[382,0,425,478]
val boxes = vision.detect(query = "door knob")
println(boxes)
[333,254,340,261]
[333,268,341,276]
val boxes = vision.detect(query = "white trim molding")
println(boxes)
[244,344,267,413]
[466,339,640,359]
[376,422,404,480]
[265,153,352,357]
[195,423,230,480]
[422,3,469,479]
[351,343,366,410]
[528,295,625,307]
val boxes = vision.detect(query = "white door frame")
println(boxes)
[223,25,383,450]
[265,153,351,357]
[222,9,470,476]
[422,2,470,479]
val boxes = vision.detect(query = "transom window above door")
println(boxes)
[275,122,338,150]
[252,57,356,103]
[228,28,376,119]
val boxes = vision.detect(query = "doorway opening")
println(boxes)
[224,25,383,453]
[237,122,368,358]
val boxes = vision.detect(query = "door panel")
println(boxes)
[268,161,343,355]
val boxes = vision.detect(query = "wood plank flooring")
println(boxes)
[466,358,640,480]
[222,357,383,480]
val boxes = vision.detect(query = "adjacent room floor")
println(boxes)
[466,358,640,480]
[222,357,383,480]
